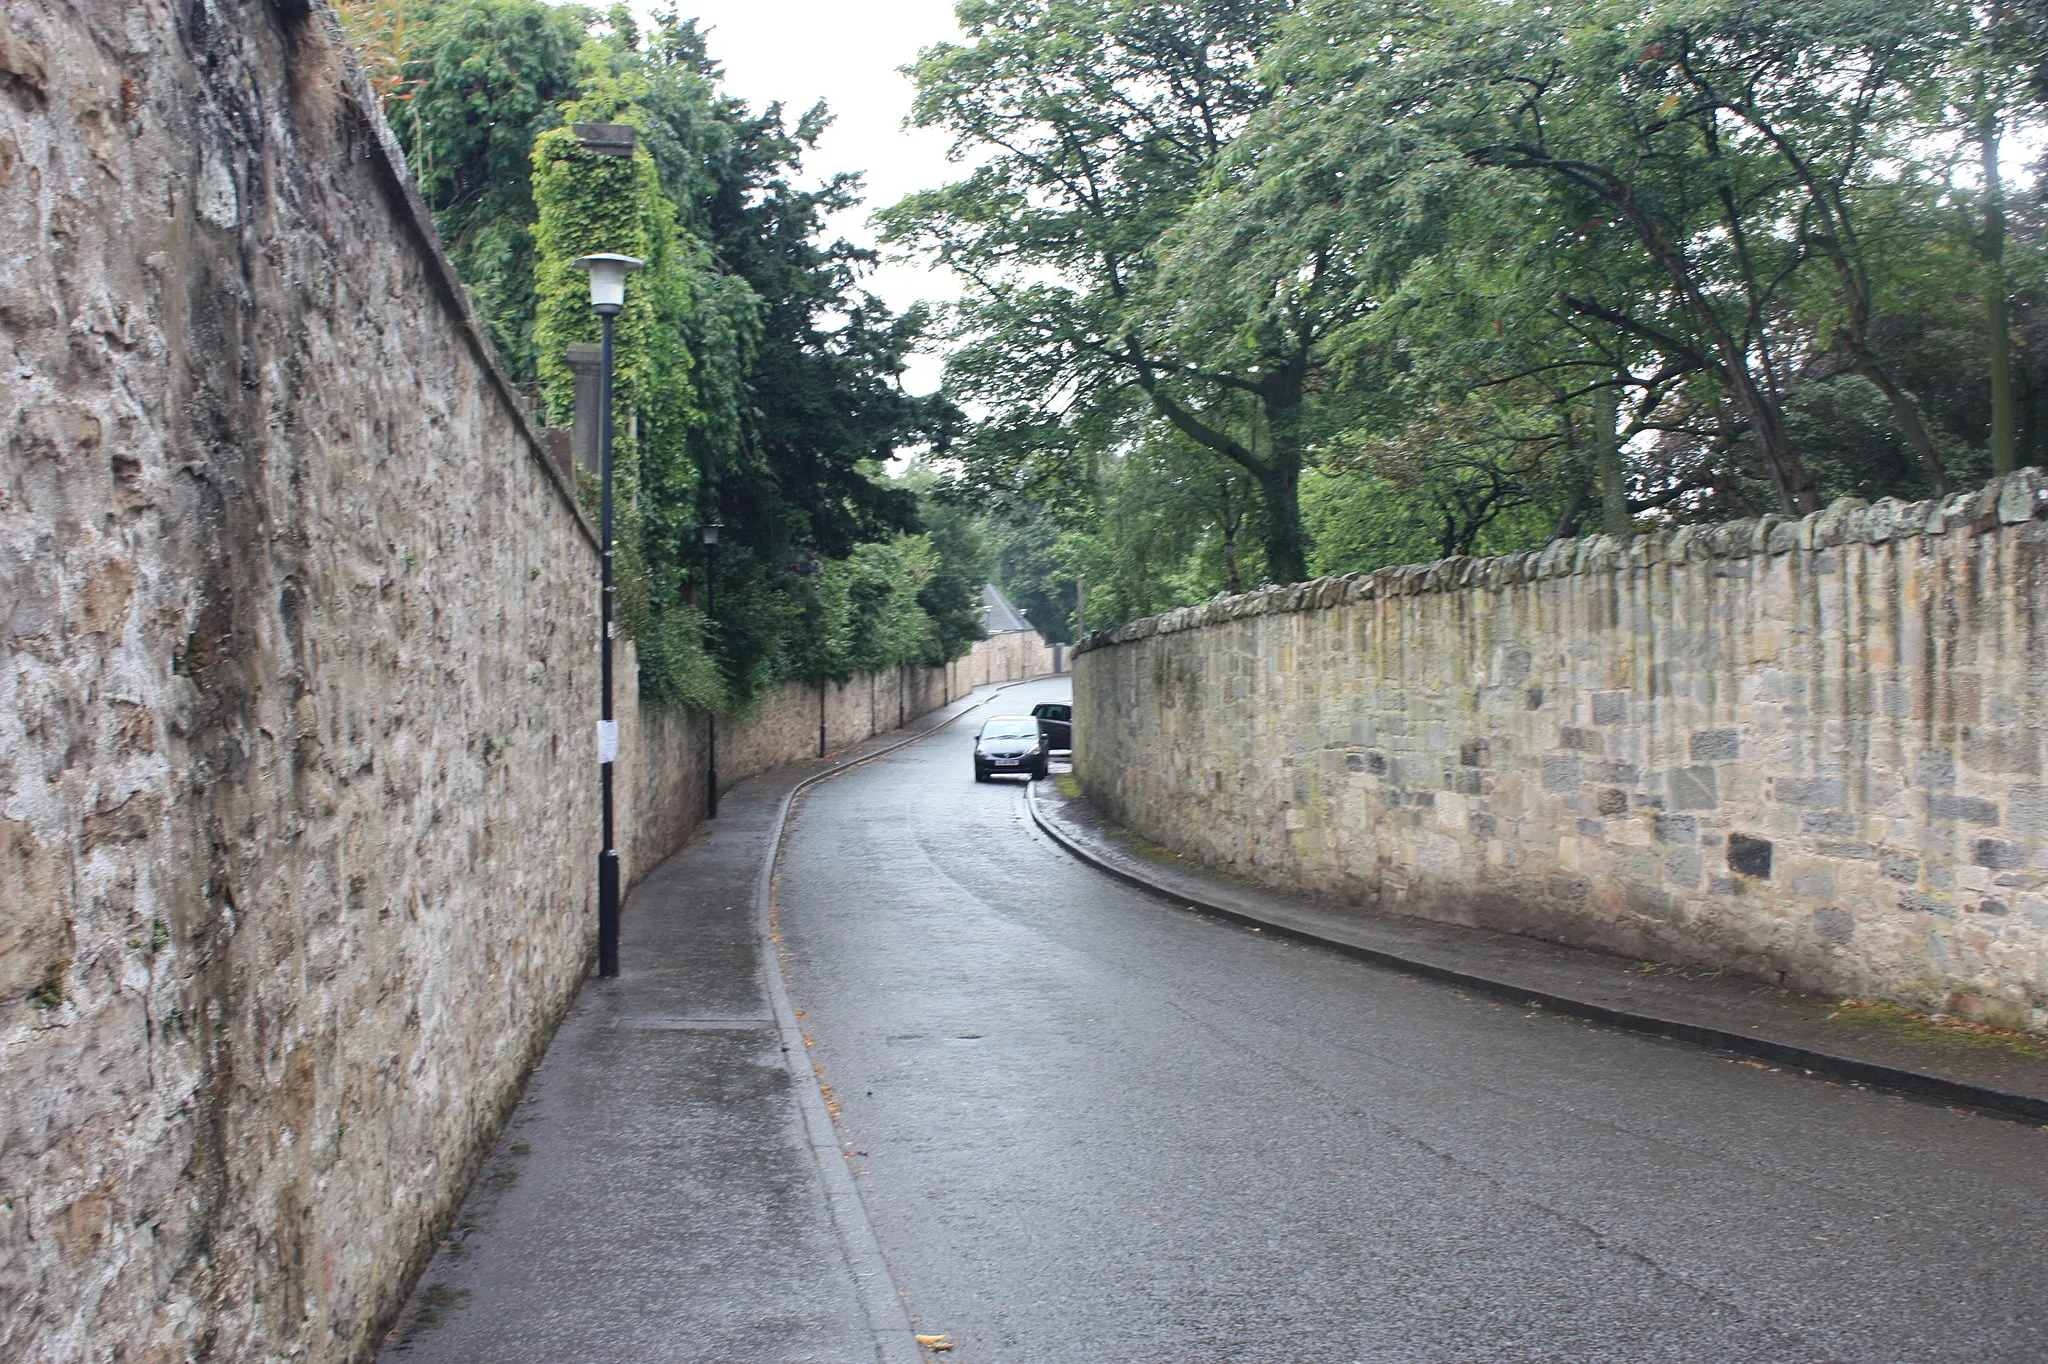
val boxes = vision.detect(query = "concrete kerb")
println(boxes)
[1026,786,2048,1128]
[756,677,1054,1364]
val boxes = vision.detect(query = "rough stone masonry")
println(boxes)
[0,4,1063,1356]
[1074,473,2048,1032]
[0,1,616,1358]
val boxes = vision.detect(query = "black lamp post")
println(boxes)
[700,521,722,819]
[572,251,643,979]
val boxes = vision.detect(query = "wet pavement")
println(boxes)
[378,684,1037,1364]
[1029,773,2048,1120]
[777,676,2048,1363]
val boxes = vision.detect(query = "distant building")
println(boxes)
[976,584,1063,677]
[981,583,1034,636]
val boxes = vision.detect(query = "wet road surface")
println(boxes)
[776,677,2048,1363]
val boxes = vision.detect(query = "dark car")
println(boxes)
[1030,701,1072,751]
[973,716,1049,782]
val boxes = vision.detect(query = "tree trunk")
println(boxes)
[1593,383,1629,536]
[1731,373,1821,515]
[1217,478,1242,594]
[1851,348,1949,496]
[1982,106,2016,475]
[1257,356,1311,584]
[1259,463,1307,585]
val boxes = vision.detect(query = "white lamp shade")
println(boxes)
[572,253,644,309]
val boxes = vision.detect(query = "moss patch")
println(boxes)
[1053,773,1082,801]
[1826,1000,2048,1062]
[1108,825,1188,866]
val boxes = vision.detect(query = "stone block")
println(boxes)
[2010,787,2048,837]
[1542,756,1582,792]
[1812,907,1855,943]
[1613,846,1660,881]
[1592,692,1629,725]
[1654,814,1698,844]
[1664,848,1704,886]
[1586,761,1640,786]
[1728,833,1774,879]
[1800,810,1860,837]
[1793,868,1837,898]
[1973,838,2027,870]
[1929,794,1999,824]
[1667,766,1719,811]
[1690,729,1740,761]
[1915,752,1957,787]
[1561,726,1605,753]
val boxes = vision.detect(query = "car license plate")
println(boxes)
[994,759,1017,766]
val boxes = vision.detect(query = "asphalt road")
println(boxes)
[775,677,2048,1364]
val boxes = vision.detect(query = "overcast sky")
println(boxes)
[634,0,969,392]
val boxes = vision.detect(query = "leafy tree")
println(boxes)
[341,0,590,381]
[343,0,969,705]
[886,0,1333,581]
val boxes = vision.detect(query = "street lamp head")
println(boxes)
[699,522,723,547]
[572,253,644,314]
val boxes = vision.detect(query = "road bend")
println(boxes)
[773,677,2048,1364]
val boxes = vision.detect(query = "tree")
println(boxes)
[885,0,1331,581]
[341,0,590,382]
[344,1,968,704]
[1235,0,2046,523]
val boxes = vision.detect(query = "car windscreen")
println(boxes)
[980,720,1037,739]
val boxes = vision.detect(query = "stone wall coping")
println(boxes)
[314,2,599,555]
[1071,468,2048,658]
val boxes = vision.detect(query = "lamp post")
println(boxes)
[700,522,722,820]
[572,251,643,979]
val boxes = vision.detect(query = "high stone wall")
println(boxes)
[1074,473,2048,1030]
[0,2,624,1357]
[713,633,1059,792]
[1,6,1066,1358]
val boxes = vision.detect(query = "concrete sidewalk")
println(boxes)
[379,683,1034,1364]
[1029,779,2048,1125]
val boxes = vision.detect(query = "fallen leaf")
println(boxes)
[916,1334,955,1351]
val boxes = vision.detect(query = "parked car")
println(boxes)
[973,716,1048,782]
[1030,701,1072,751]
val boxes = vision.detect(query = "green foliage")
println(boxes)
[343,0,590,381]
[892,0,2044,633]
[792,534,946,680]
[908,488,993,664]
[350,1,969,707]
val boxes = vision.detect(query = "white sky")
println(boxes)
[634,0,969,393]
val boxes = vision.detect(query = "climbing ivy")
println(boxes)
[348,1,974,710]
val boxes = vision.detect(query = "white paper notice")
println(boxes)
[597,720,619,764]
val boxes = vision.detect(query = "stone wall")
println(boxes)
[2,3,698,1359]
[714,632,1059,793]
[1075,473,2048,1030]
[617,646,711,887]
[949,629,1058,696]
[1,6,1066,1356]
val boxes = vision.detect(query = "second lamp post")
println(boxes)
[700,521,722,819]
[572,251,642,978]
